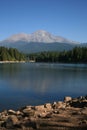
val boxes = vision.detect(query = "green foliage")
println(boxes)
[27,47,87,63]
[0,47,25,61]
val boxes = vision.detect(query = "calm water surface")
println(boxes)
[0,63,87,110]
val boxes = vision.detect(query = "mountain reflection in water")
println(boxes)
[0,63,87,110]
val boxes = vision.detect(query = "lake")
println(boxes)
[0,62,87,111]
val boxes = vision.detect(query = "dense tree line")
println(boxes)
[0,47,25,61]
[27,47,87,63]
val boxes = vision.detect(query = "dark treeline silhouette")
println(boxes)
[0,47,25,61]
[27,47,87,63]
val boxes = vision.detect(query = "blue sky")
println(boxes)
[0,0,87,43]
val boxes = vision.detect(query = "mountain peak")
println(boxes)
[3,30,79,44]
[32,30,50,36]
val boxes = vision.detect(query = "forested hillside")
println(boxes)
[0,47,25,61]
[28,47,87,63]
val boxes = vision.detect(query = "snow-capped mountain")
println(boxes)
[4,30,78,44]
[0,30,80,53]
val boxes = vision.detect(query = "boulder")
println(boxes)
[0,111,8,122]
[44,103,52,110]
[81,108,87,115]
[23,108,35,116]
[34,105,45,111]
[38,112,47,118]
[56,101,66,108]
[8,109,16,115]
[1,110,8,116]
[64,96,72,102]
[16,110,22,115]
[38,112,52,118]
[5,115,19,128]
[25,106,33,110]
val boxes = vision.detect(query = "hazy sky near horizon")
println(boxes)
[0,0,87,43]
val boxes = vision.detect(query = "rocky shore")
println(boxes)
[0,96,87,130]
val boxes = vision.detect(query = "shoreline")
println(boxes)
[0,96,87,130]
[0,61,26,64]
[0,60,36,63]
[1,61,87,65]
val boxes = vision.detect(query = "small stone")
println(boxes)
[53,110,59,114]
[52,102,57,109]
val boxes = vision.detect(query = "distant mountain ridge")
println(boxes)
[0,30,85,53]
